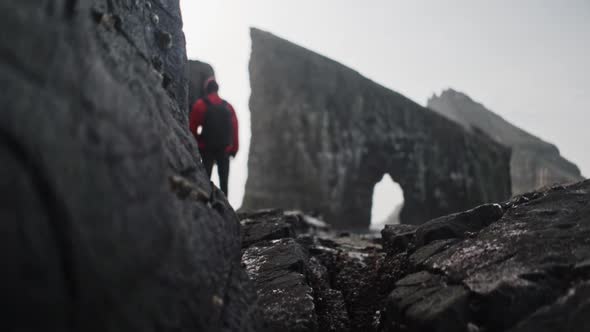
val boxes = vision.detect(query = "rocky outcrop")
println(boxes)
[187,60,215,112]
[243,28,512,229]
[380,179,590,332]
[239,210,387,331]
[241,180,590,332]
[1,1,257,331]
[428,89,584,195]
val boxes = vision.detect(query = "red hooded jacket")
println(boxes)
[189,92,239,155]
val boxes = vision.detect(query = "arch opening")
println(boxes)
[370,174,404,231]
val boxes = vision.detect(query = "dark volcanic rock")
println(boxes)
[240,210,404,332]
[242,238,318,332]
[187,59,215,111]
[240,181,590,332]
[381,224,417,254]
[508,282,590,332]
[241,214,295,248]
[413,203,504,247]
[1,1,256,331]
[243,28,512,229]
[307,256,351,331]
[330,247,387,331]
[379,180,590,332]
[428,89,585,195]
[239,210,352,331]
[384,271,470,332]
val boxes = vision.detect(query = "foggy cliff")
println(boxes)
[428,89,584,194]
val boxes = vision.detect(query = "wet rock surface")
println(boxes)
[1,1,257,331]
[240,212,295,248]
[428,89,585,195]
[243,238,317,332]
[382,180,590,332]
[243,28,512,229]
[240,210,389,331]
[241,180,590,332]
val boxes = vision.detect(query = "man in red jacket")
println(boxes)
[190,77,239,196]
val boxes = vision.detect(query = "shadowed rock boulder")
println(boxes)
[243,28,512,229]
[0,1,258,331]
[428,89,584,195]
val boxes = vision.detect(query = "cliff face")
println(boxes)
[243,29,512,229]
[1,1,257,331]
[428,89,584,194]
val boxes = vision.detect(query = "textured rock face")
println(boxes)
[239,210,386,331]
[380,180,590,332]
[428,89,584,195]
[187,60,215,112]
[243,29,512,229]
[241,180,590,332]
[96,0,190,112]
[1,1,257,331]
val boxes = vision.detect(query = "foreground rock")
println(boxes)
[1,1,257,331]
[243,28,512,229]
[381,180,590,332]
[428,89,584,195]
[240,210,389,331]
[241,180,590,332]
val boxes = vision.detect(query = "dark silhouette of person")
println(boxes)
[189,77,239,196]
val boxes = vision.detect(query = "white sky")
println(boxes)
[180,0,590,221]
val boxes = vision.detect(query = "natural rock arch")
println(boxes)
[243,29,512,229]
[371,174,404,229]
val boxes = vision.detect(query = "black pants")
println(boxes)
[201,149,230,196]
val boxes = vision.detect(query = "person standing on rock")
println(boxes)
[190,77,239,196]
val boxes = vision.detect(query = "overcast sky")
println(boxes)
[180,0,589,223]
